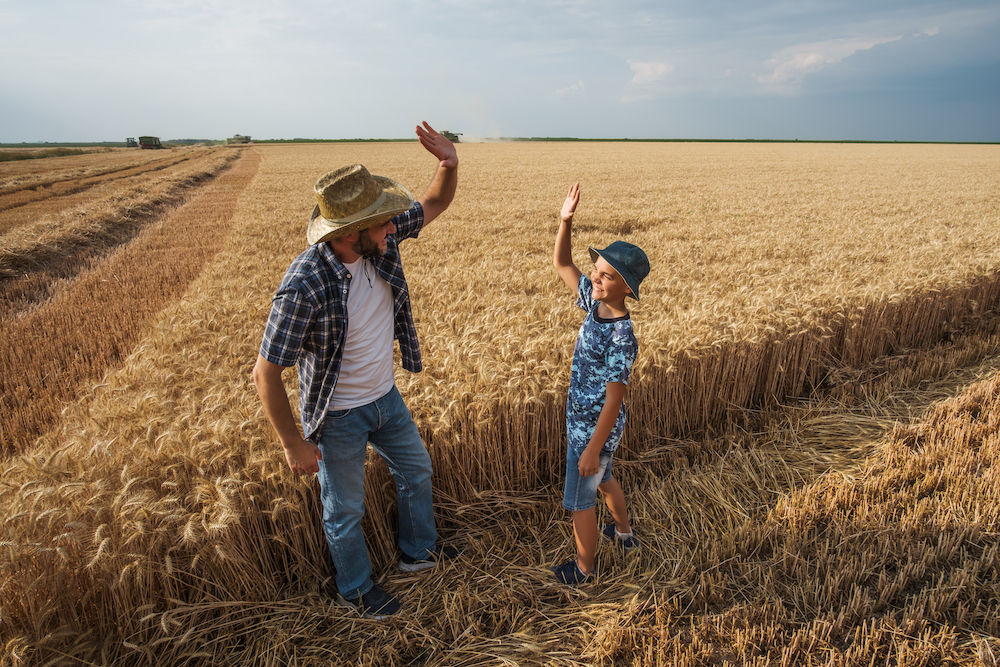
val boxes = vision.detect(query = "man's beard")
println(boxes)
[352,230,384,258]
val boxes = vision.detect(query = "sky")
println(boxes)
[1,0,998,143]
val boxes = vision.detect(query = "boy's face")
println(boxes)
[590,257,632,304]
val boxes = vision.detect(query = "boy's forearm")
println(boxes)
[554,218,582,290]
[553,218,574,268]
[585,382,627,452]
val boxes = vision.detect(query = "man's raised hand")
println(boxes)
[416,121,459,169]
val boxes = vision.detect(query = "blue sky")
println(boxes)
[1,0,997,142]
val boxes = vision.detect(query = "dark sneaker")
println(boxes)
[338,585,400,620]
[399,544,460,572]
[602,524,641,552]
[552,559,595,585]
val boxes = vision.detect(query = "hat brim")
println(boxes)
[306,175,414,245]
[589,247,641,300]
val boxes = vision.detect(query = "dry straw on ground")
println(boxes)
[1,141,999,665]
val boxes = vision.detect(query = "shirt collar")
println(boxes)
[316,241,349,279]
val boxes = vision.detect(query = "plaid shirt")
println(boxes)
[259,204,425,441]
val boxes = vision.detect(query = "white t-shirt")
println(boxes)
[330,257,395,409]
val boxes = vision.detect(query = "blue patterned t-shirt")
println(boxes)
[566,274,638,454]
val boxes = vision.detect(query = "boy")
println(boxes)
[551,182,649,585]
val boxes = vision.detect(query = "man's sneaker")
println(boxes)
[338,584,400,620]
[602,524,641,552]
[399,544,460,572]
[552,559,595,585]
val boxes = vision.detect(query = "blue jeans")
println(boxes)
[315,385,437,598]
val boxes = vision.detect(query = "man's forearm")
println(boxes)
[253,356,303,446]
[418,163,458,223]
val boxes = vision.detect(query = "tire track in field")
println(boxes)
[0,152,201,212]
[0,150,230,237]
[0,148,261,454]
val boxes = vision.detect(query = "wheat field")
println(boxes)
[2,141,1000,666]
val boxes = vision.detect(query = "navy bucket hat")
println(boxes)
[588,241,650,300]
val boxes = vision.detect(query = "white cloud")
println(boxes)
[628,61,673,84]
[553,80,586,97]
[758,34,904,87]
[919,27,940,36]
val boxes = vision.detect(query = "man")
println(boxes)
[253,121,458,619]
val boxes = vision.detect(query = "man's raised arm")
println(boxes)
[415,121,459,227]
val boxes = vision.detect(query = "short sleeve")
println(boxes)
[576,274,596,312]
[259,286,315,368]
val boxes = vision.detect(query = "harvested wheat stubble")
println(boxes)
[0,148,238,275]
[0,148,260,454]
[2,141,1000,666]
[0,147,181,189]
[0,151,206,225]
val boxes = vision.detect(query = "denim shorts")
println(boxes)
[562,447,614,511]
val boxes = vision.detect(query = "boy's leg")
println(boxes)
[561,448,612,578]
[598,476,632,534]
[572,508,599,574]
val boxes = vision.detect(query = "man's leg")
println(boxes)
[315,405,376,598]
[367,386,437,560]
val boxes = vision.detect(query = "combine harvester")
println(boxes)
[138,136,163,150]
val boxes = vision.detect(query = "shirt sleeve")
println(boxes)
[390,202,425,241]
[576,274,596,312]
[259,285,315,368]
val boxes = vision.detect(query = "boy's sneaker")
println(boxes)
[602,524,641,552]
[338,585,400,620]
[553,559,595,585]
[399,544,460,572]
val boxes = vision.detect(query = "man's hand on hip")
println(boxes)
[283,437,322,475]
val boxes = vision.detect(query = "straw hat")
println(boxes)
[306,164,414,245]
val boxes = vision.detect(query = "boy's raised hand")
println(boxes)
[554,181,583,291]
[561,182,580,223]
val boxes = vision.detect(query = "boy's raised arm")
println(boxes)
[553,182,583,292]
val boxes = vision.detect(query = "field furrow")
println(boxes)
[0,148,241,288]
[0,147,260,453]
[0,147,198,192]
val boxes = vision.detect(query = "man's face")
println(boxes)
[352,218,396,258]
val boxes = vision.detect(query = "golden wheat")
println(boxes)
[2,141,999,666]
